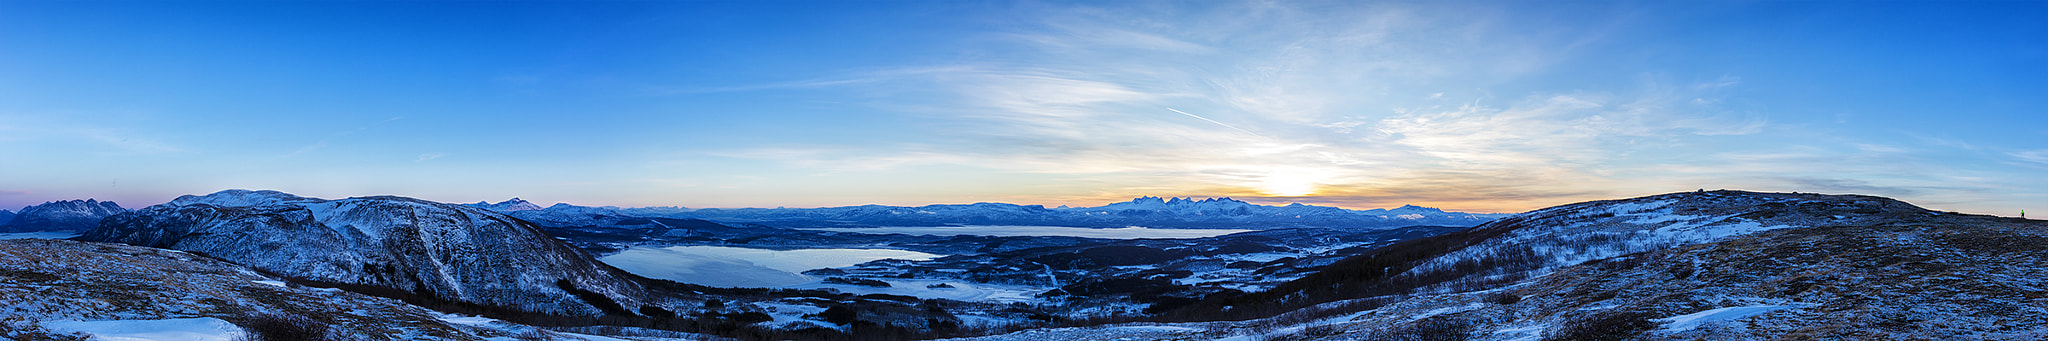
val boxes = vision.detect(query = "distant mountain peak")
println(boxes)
[464,197,544,212]
[3,198,129,232]
[169,189,321,207]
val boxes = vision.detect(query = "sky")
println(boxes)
[0,0,2043,215]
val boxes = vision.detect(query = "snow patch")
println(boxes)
[41,318,246,341]
[1655,303,1814,332]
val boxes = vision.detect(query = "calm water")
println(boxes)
[599,245,939,288]
[801,225,1253,239]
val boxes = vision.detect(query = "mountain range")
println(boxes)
[2,189,2042,340]
[0,199,128,232]
[484,196,1509,230]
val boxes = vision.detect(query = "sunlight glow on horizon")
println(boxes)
[0,1,2042,216]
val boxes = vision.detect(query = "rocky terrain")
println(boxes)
[52,190,1000,340]
[952,190,2048,340]
[0,238,657,340]
[7,189,2034,341]
[76,190,651,317]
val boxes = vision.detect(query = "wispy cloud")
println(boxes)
[2013,150,2048,166]
[678,1,2034,214]
[0,114,185,155]
[280,141,328,158]
[653,66,972,95]
[697,1,1774,211]
[416,153,448,162]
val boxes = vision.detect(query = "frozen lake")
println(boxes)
[801,225,1254,239]
[599,246,940,288]
[0,232,80,240]
[598,245,1048,302]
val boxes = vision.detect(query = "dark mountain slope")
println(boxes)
[0,238,560,340]
[75,190,650,317]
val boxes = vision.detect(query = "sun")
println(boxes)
[1257,168,1324,197]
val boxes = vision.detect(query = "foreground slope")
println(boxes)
[964,190,2048,340]
[1310,199,2048,340]
[75,190,650,317]
[0,238,558,340]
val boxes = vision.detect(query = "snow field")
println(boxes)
[40,318,245,341]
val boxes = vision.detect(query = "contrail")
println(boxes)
[1166,108,1262,137]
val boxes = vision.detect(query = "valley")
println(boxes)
[1,189,2042,341]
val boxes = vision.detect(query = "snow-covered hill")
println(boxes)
[494,196,1507,230]
[0,238,697,340]
[1262,191,2048,340]
[956,190,2048,340]
[75,190,650,317]
[2,199,127,232]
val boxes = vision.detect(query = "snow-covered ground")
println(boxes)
[788,278,1045,303]
[800,225,1253,239]
[1653,303,1814,333]
[40,318,245,341]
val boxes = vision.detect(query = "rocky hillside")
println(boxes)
[1333,212,2048,340]
[0,238,637,340]
[960,190,2048,340]
[3,199,127,232]
[74,190,651,317]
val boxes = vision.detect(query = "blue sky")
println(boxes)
[1,1,2042,214]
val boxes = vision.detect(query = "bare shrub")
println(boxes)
[1485,291,1522,305]
[1367,315,1474,341]
[236,313,330,341]
[1543,311,1658,341]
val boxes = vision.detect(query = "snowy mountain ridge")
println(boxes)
[2,198,128,232]
[492,196,1508,230]
[462,197,544,212]
[77,189,651,316]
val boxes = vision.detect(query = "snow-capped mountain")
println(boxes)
[76,190,650,317]
[462,197,543,212]
[494,196,1508,230]
[2,199,127,232]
